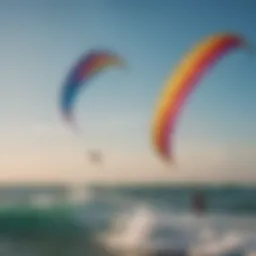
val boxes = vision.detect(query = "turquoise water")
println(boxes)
[91,184,256,214]
[0,184,255,255]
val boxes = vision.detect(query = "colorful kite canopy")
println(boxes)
[60,50,124,130]
[152,33,247,164]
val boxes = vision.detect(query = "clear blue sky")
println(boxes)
[0,0,255,183]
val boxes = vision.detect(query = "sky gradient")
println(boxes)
[0,0,255,184]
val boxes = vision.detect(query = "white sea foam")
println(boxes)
[96,203,256,256]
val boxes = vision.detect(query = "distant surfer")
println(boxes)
[191,191,206,216]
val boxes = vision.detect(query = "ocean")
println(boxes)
[0,184,255,255]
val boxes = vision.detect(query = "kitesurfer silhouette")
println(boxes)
[191,190,206,216]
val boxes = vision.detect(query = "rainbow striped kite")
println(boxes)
[60,50,124,130]
[152,33,247,164]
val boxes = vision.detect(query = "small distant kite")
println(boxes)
[88,150,103,164]
[152,32,248,164]
[60,50,124,131]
